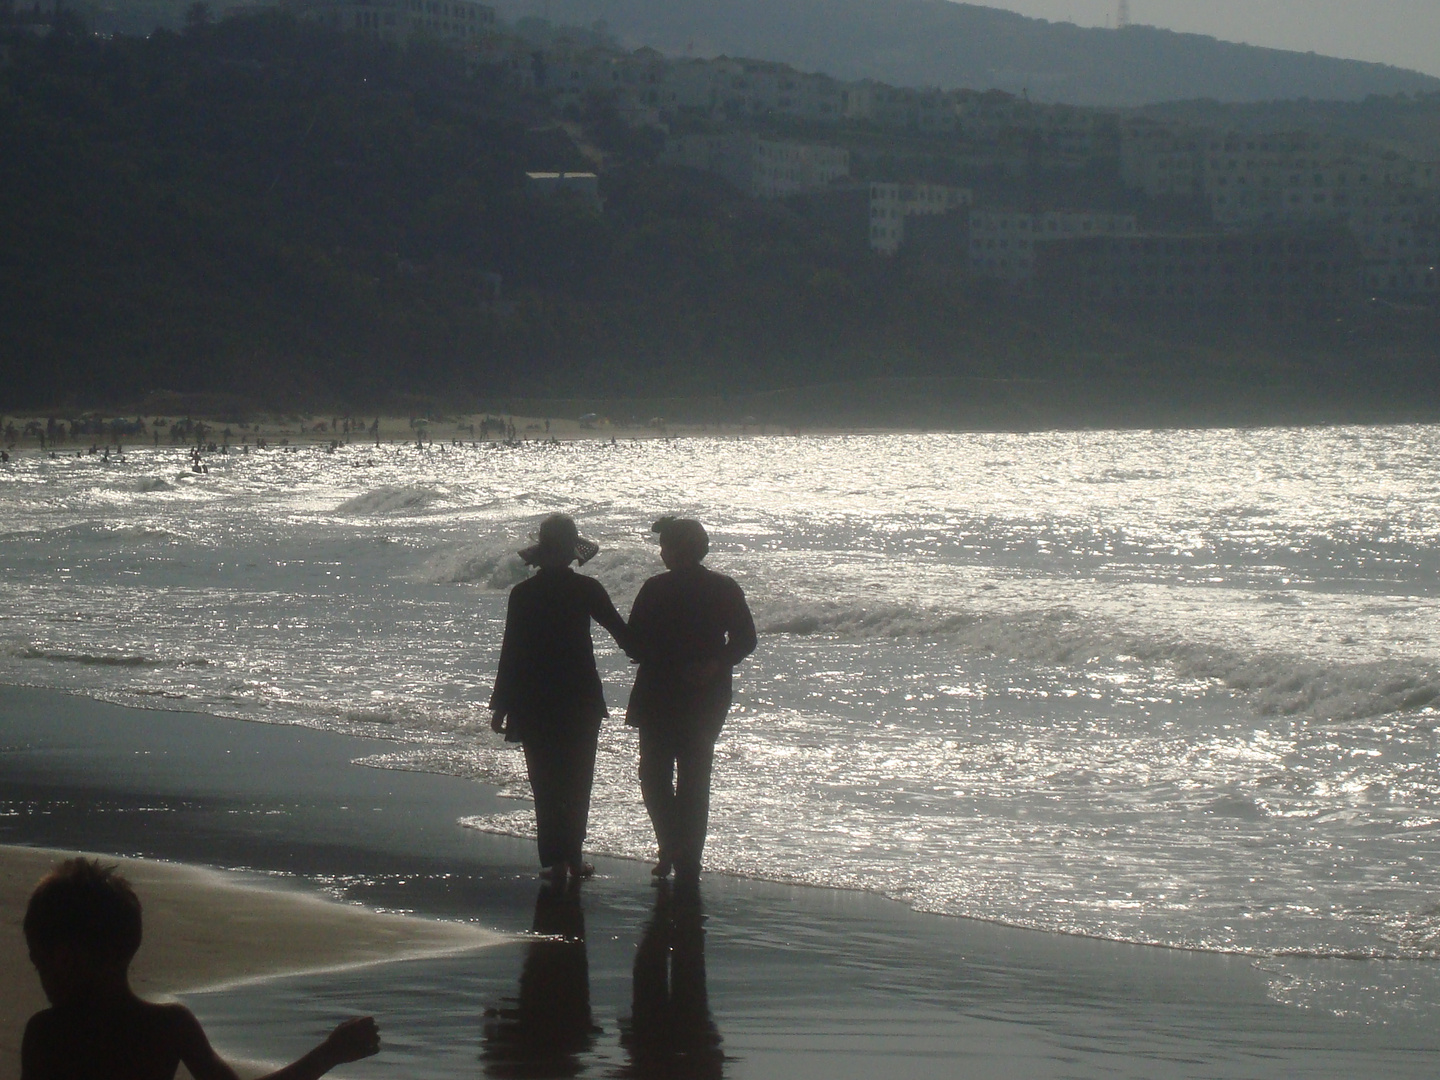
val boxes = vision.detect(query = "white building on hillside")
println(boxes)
[663,134,849,198]
[526,171,603,213]
[869,183,972,255]
[300,0,496,45]
[969,210,1138,284]
[1349,202,1440,296]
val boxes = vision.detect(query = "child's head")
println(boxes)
[25,858,143,1003]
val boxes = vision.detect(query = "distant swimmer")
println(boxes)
[489,514,631,888]
[626,518,756,892]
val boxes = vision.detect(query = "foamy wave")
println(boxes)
[45,522,180,543]
[1383,903,1440,959]
[128,476,173,493]
[334,486,442,515]
[417,540,531,588]
[8,646,161,667]
[760,601,1440,722]
[354,745,530,789]
[417,537,657,597]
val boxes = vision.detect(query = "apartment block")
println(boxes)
[300,0,495,46]
[1032,226,1361,316]
[969,210,1138,284]
[663,134,849,199]
[869,183,973,255]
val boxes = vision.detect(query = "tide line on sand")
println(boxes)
[0,844,503,1080]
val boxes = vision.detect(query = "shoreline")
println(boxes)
[6,375,1440,450]
[3,685,1439,1078]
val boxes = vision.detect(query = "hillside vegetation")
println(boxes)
[487,0,1440,107]
[2,12,1439,420]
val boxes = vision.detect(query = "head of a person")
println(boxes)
[652,516,708,570]
[520,513,599,569]
[24,858,143,1004]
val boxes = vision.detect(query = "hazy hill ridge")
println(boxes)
[490,0,1440,107]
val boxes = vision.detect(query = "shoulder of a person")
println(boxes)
[634,571,668,594]
[703,566,743,591]
[22,1005,58,1039]
[134,999,198,1029]
[578,571,609,593]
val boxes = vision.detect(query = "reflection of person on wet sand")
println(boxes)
[627,518,756,891]
[481,885,599,1078]
[618,883,723,1079]
[489,513,630,887]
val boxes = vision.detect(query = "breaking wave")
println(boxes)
[416,537,656,600]
[760,600,1440,721]
[9,646,162,667]
[128,476,173,493]
[416,539,530,588]
[335,486,443,515]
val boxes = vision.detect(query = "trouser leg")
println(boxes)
[638,728,680,860]
[558,733,598,867]
[524,740,566,869]
[673,734,716,879]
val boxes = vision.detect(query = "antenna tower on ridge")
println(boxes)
[1117,0,1131,28]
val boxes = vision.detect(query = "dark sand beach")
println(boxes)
[2,684,1436,1079]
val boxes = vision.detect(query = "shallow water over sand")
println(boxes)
[1,428,1438,989]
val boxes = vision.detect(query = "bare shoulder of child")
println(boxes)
[23,998,228,1080]
[22,858,381,1080]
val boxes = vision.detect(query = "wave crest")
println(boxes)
[334,486,442,515]
[760,600,1440,722]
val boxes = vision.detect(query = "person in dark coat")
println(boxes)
[490,514,629,886]
[626,517,756,890]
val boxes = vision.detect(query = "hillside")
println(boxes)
[486,0,1440,107]
[2,11,1439,421]
[1141,95,1440,160]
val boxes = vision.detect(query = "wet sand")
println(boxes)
[1,685,1436,1079]
[0,845,496,1080]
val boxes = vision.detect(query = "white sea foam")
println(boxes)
[334,486,443,515]
[761,599,1440,721]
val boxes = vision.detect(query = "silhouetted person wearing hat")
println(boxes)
[491,514,629,886]
[627,518,756,891]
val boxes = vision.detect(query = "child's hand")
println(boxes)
[320,1017,381,1064]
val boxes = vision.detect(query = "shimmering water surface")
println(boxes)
[2,428,1438,990]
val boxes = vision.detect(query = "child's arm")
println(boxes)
[179,1009,380,1080]
[254,1017,381,1080]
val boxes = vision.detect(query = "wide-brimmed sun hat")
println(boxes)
[519,513,599,567]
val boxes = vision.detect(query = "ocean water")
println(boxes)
[2,427,1438,1010]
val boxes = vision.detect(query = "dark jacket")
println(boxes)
[489,567,628,743]
[625,564,756,736]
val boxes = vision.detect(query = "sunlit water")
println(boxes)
[3,428,1439,1010]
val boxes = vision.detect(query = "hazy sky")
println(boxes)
[973,1,1440,78]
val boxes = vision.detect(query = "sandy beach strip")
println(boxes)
[0,844,500,1080]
